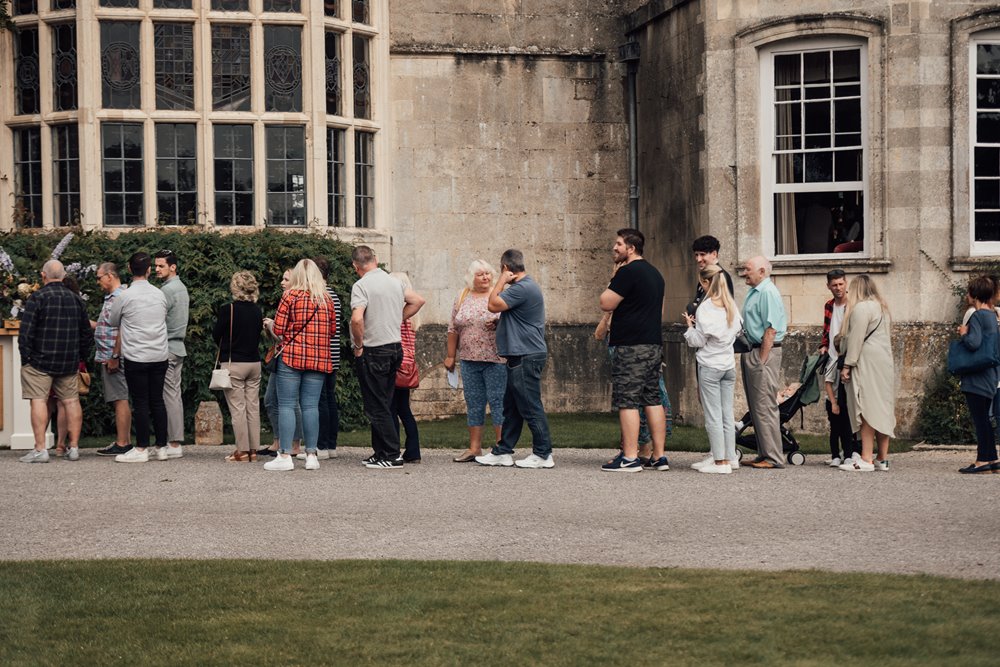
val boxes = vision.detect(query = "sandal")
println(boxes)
[453,451,480,463]
[225,450,252,462]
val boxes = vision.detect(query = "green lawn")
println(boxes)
[1,560,995,666]
[75,412,916,455]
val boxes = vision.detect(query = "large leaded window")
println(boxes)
[326,32,341,115]
[972,39,1000,249]
[157,124,198,226]
[328,128,345,226]
[52,23,77,112]
[264,25,302,113]
[13,128,42,228]
[53,124,80,227]
[266,126,306,226]
[155,23,194,111]
[355,131,374,228]
[214,125,254,226]
[102,123,144,226]
[101,22,142,110]
[763,41,867,256]
[212,24,252,111]
[14,28,40,116]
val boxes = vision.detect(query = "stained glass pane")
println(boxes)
[212,0,248,10]
[13,128,42,228]
[326,32,341,115]
[327,128,345,226]
[101,0,139,7]
[52,0,77,10]
[102,22,142,109]
[212,25,251,111]
[102,123,144,226]
[353,34,370,119]
[263,0,300,11]
[264,26,302,112]
[53,125,81,227]
[352,0,369,24]
[12,1,38,15]
[265,126,306,226]
[214,125,254,226]
[154,0,193,8]
[325,1,338,18]
[53,23,78,112]
[156,124,198,225]
[14,28,40,115]
[355,132,374,228]
[155,23,194,110]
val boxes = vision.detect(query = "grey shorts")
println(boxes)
[611,344,663,409]
[101,363,129,402]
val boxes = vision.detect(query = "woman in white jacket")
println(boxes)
[683,264,743,474]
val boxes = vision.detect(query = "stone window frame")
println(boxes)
[734,15,889,275]
[951,10,1000,268]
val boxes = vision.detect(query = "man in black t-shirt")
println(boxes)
[599,229,668,473]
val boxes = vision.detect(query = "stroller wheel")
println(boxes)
[734,448,744,462]
[787,451,806,466]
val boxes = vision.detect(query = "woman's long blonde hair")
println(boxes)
[391,271,420,331]
[700,264,737,326]
[287,259,330,306]
[846,274,890,317]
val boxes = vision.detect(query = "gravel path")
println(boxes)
[2,447,998,579]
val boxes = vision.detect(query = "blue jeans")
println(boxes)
[460,360,506,427]
[698,365,737,462]
[493,353,552,458]
[317,371,339,451]
[275,359,325,454]
[264,371,302,442]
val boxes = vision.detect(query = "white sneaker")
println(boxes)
[67,447,80,461]
[698,462,732,474]
[514,453,555,469]
[730,458,740,470]
[691,456,714,470]
[157,445,183,461]
[296,450,331,460]
[827,457,842,467]
[838,458,875,472]
[19,449,49,463]
[304,453,320,470]
[875,459,889,472]
[475,452,514,467]
[116,448,149,463]
[315,450,331,460]
[264,454,295,471]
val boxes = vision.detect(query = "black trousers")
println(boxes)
[391,388,421,461]
[355,343,403,460]
[965,392,998,462]
[826,382,857,460]
[123,359,169,448]
[317,371,339,450]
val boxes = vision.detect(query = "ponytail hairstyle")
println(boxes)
[700,264,737,327]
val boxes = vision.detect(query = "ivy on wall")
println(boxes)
[0,228,365,438]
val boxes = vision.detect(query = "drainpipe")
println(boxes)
[619,40,641,230]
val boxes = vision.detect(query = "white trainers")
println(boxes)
[514,453,555,469]
[264,454,295,471]
[298,450,331,460]
[730,458,740,470]
[838,458,875,472]
[475,452,514,467]
[827,457,842,467]
[156,445,183,460]
[698,462,732,474]
[67,447,80,461]
[116,447,149,463]
[875,459,889,472]
[691,456,714,470]
[19,449,49,463]
[304,453,320,470]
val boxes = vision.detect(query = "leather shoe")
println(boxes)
[748,459,784,469]
[959,463,994,474]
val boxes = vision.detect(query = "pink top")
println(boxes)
[448,292,503,363]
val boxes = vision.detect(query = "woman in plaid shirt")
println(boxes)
[263,259,337,472]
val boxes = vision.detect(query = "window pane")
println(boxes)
[976,147,1000,177]
[352,0,369,24]
[976,179,1000,210]
[263,0,300,10]
[52,0,76,9]
[834,99,861,134]
[978,44,1000,76]
[265,127,306,226]
[774,53,799,86]
[213,25,252,111]
[804,152,833,183]
[53,125,81,227]
[775,153,803,184]
[12,0,38,15]
[353,35,371,119]
[775,88,800,102]
[212,0,248,9]
[155,23,195,110]
[804,101,831,137]
[328,128,345,226]
[154,1,193,8]
[834,149,862,182]
[326,32,342,115]
[325,1,338,18]
[804,85,829,100]
[803,51,830,84]
[101,0,138,7]
[264,25,302,112]
[14,28,40,115]
[214,125,254,226]
[975,211,1000,242]
[13,128,42,228]
[53,23,78,112]
[978,79,1000,110]
[355,132,374,228]
[102,22,142,109]
[832,49,860,83]
[978,112,1000,144]
[156,124,198,225]
[102,123,144,226]
[774,191,864,255]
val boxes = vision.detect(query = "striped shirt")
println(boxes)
[326,287,342,372]
[399,318,417,375]
[94,286,124,363]
[274,289,337,373]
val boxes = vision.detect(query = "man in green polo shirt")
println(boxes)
[740,255,787,468]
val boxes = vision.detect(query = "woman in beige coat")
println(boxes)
[837,275,895,472]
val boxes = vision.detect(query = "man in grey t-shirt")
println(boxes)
[476,248,554,469]
[154,249,189,460]
[349,245,425,468]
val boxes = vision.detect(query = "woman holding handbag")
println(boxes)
[260,268,304,457]
[213,271,264,462]
[391,272,421,463]
[837,275,895,472]
[264,259,337,472]
[954,276,1000,474]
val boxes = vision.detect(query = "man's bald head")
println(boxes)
[741,255,770,287]
[41,259,66,282]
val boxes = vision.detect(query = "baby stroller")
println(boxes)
[734,353,825,466]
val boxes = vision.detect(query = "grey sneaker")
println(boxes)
[67,447,80,461]
[19,449,50,463]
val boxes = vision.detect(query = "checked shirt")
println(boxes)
[274,289,337,373]
[18,282,93,376]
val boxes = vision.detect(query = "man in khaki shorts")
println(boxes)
[17,260,93,463]
[91,262,133,457]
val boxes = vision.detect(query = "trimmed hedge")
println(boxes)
[0,228,364,438]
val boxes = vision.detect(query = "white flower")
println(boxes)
[50,232,74,260]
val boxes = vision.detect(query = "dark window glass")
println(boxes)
[156,124,198,225]
[52,0,77,10]
[978,44,1000,76]
[979,112,1000,144]
[975,178,1000,211]
[774,191,864,254]
[325,1,338,18]
[214,125,254,226]
[154,1,193,10]
[52,125,81,227]
[212,25,251,111]
[978,79,1000,110]
[976,147,1000,178]
[263,0,300,11]
[14,28,40,115]
[13,128,42,228]
[12,0,37,14]
[53,23,78,112]
[155,23,194,110]
[264,25,302,112]
[355,131,374,228]
[102,123,144,226]
[327,128,345,226]
[266,126,306,226]
[353,34,370,119]
[326,32,341,115]
[212,0,248,10]
[352,0,369,24]
[101,0,139,7]
[975,211,1000,242]
[101,22,142,109]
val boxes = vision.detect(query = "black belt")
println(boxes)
[751,342,782,349]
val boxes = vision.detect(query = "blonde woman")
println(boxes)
[214,271,264,462]
[264,259,337,472]
[683,264,742,474]
[838,274,895,472]
[445,260,506,462]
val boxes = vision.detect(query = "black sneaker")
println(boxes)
[649,456,670,471]
[639,456,652,468]
[257,448,278,458]
[360,454,380,466]
[365,457,404,469]
[97,443,132,457]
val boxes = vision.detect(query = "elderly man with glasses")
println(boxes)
[93,263,133,458]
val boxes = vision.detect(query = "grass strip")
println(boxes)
[1,560,995,666]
